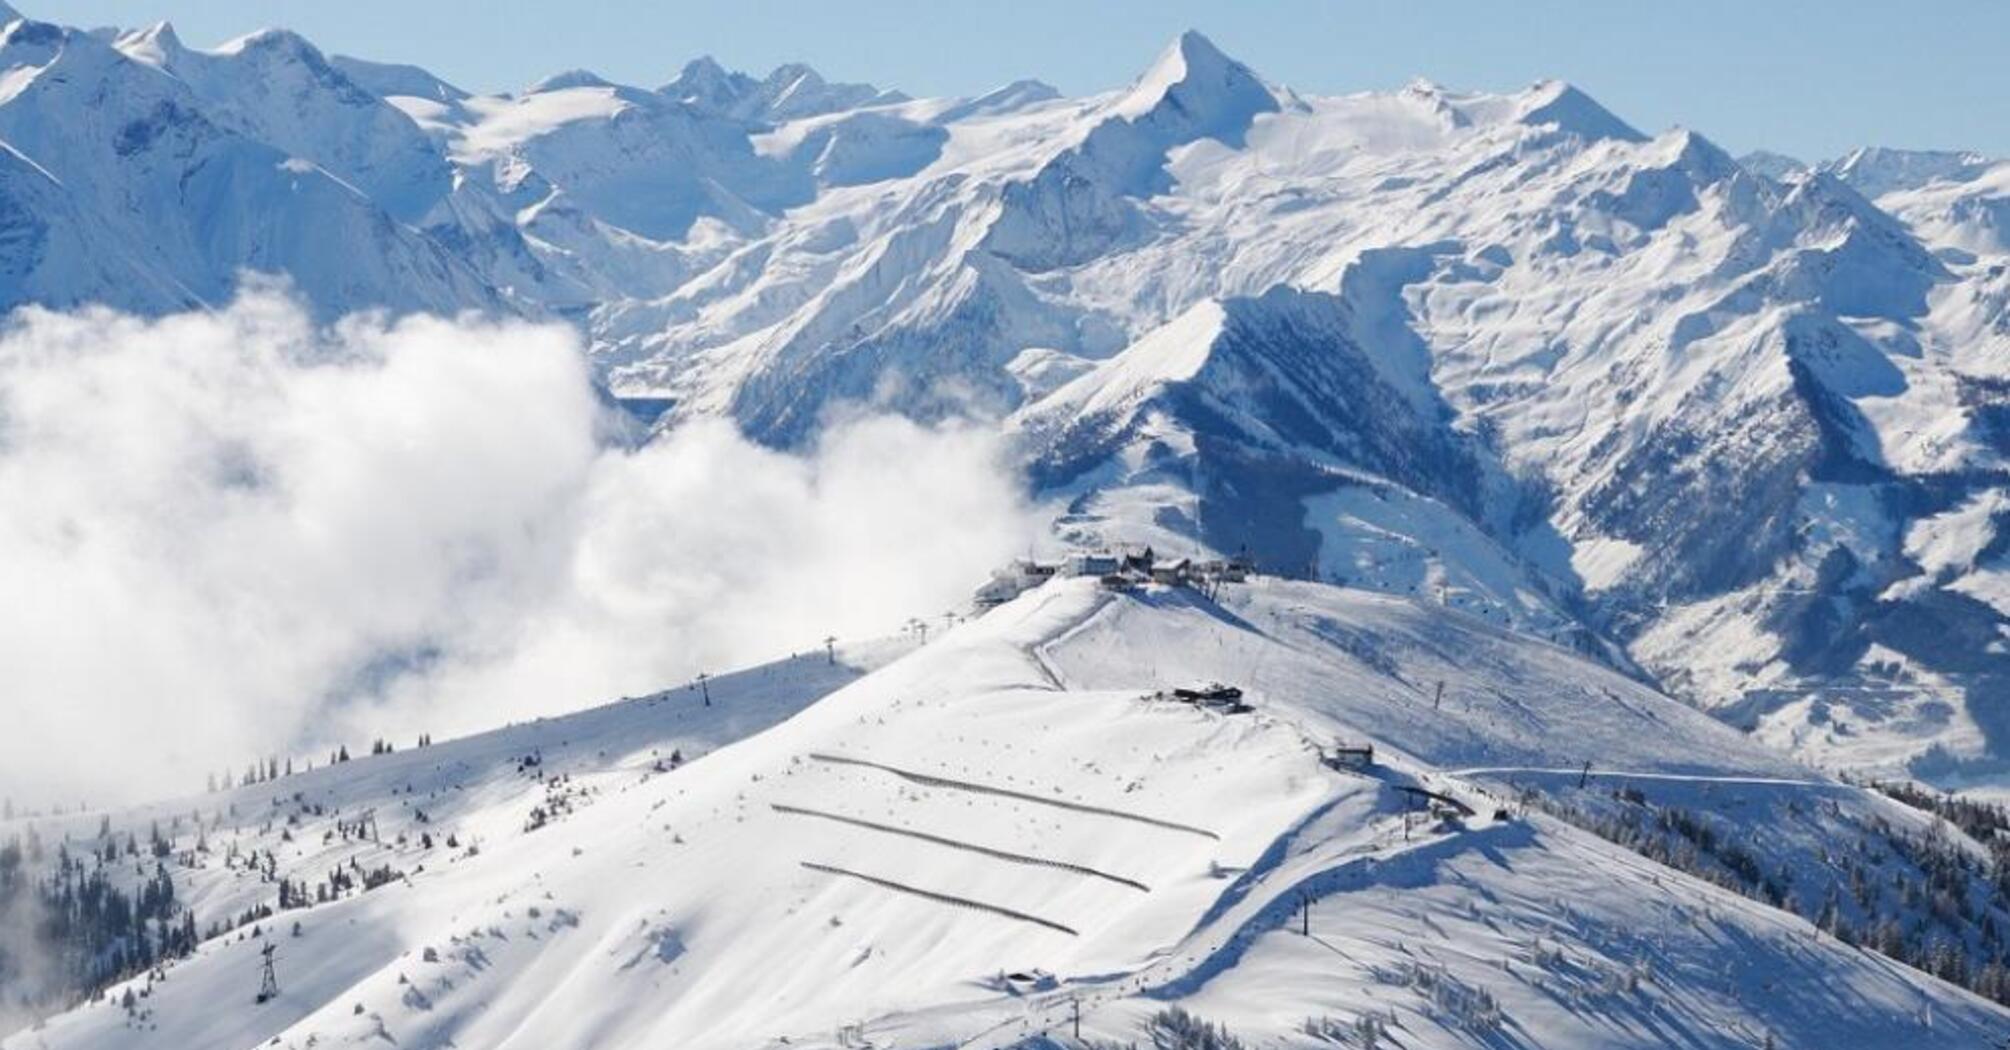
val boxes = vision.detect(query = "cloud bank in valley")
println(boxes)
[0,292,1045,806]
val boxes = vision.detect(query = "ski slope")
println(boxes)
[0,637,887,1025]
[11,577,2004,1049]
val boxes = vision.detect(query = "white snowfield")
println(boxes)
[10,578,2005,1049]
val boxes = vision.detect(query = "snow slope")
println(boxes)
[1080,816,1989,1050]
[0,632,899,1030]
[9,577,2006,1049]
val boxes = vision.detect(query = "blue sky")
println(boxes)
[30,1,2009,160]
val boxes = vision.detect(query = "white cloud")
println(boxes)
[0,292,1044,806]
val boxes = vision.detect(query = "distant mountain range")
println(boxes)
[0,4,2006,791]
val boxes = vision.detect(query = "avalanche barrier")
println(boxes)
[772,802,1151,892]
[799,861,1080,936]
[807,752,1219,840]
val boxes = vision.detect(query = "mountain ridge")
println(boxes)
[0,0,2005,811]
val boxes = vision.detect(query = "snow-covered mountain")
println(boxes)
[4,5,2010,1041]
[11,577,2010,1048]
[0,14,498,318]
[3,1,2006,794]
[660,56,910,123]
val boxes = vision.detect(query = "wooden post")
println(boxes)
[697,672,711,708]
[1072,996,1081,1040]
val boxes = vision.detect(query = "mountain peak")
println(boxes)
[659,55,899,121]
[1170,28,1231,67]
[762,61,906,118]
[1824,145,1996,198]
[1121,30,1240,108]
[764,61,824,87]
[527,68,615,94]
[676,55,731,82]
[1516,79,1645,143]
[141,19,182,50]
[660,55,756,110]
[1113,29,1277,141]
[931,77,1061,122]
[0,13,68,60]
[216,26,316,58]
[1739,149,1809,181]
[1641,126,1738,181]
[113,19,186,67]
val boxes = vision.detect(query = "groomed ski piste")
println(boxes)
[8,577,2008,1049]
